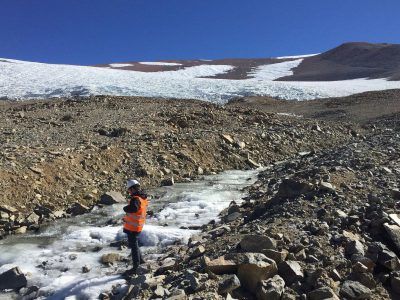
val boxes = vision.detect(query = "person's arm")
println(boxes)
[123,197,141,213]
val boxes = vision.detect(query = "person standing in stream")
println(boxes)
[123,179,149,276]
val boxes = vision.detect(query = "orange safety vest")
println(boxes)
[123,196,148,233]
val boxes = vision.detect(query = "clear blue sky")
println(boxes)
[1,0,399,65]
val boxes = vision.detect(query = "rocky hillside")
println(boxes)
[0,96,357,238]
[1,94,400,299]
[113,109,400,299]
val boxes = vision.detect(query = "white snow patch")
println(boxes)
[250,59,303,80]
[275,53,319,59]
[108,63,133,68]
[139,62,182,66]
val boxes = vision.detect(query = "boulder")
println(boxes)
[384,224,400,252]
[345,240,365,257]
[308,286,339,300]
[24,212,40,225]
[226,252,278,291]
[0,267,27,290]
[340,281,371,299]
[161,177,175,186]
[190,245,206,259]
[218,274,241,294]
[240,235,277,252]
[225,212,242,223]
[278,261,304,285]
[99,191,125,205]
[204,256,237,275]
[156,257,177,274]
[276,179,313,199]
[67,202,90,216]
[262,249,288,264]
[256,275,285,300]
[14,226,27,234]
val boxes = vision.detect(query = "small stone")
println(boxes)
[218,274,241,294]
[101,253,123,265]
[190,245,206,259]
[82,265,91,273]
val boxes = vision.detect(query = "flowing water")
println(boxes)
[0,169,259,299]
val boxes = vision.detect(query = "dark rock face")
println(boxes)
[0,267,27,290]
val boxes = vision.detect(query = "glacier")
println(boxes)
[1,57,400,103]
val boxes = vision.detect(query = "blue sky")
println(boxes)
[1,0,399,65]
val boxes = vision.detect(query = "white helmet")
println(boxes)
[126,179,140,189]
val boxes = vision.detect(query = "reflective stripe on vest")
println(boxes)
[123,196,148,233]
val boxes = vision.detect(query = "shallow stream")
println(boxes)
[0,169,259,299]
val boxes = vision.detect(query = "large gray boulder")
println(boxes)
[226,252,277,292]
[240,235,277,252]
[0,267,27,290]
[99,191,125,205]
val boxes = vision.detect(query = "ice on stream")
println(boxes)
[0,169,259,299]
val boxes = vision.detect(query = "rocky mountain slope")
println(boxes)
[1,93,400,299]
[279,42,400,81]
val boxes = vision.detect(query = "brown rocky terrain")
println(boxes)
[0,96,356,237]
[228,89,400,124]
[1,93,400,299]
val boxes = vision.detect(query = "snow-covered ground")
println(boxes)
[1,57,400,102]
[0,169,259,299]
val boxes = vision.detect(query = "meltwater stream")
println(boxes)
[0,169,259,299]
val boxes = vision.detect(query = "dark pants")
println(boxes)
[126,230,142,270]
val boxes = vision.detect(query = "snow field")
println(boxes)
[1,57,400,102]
